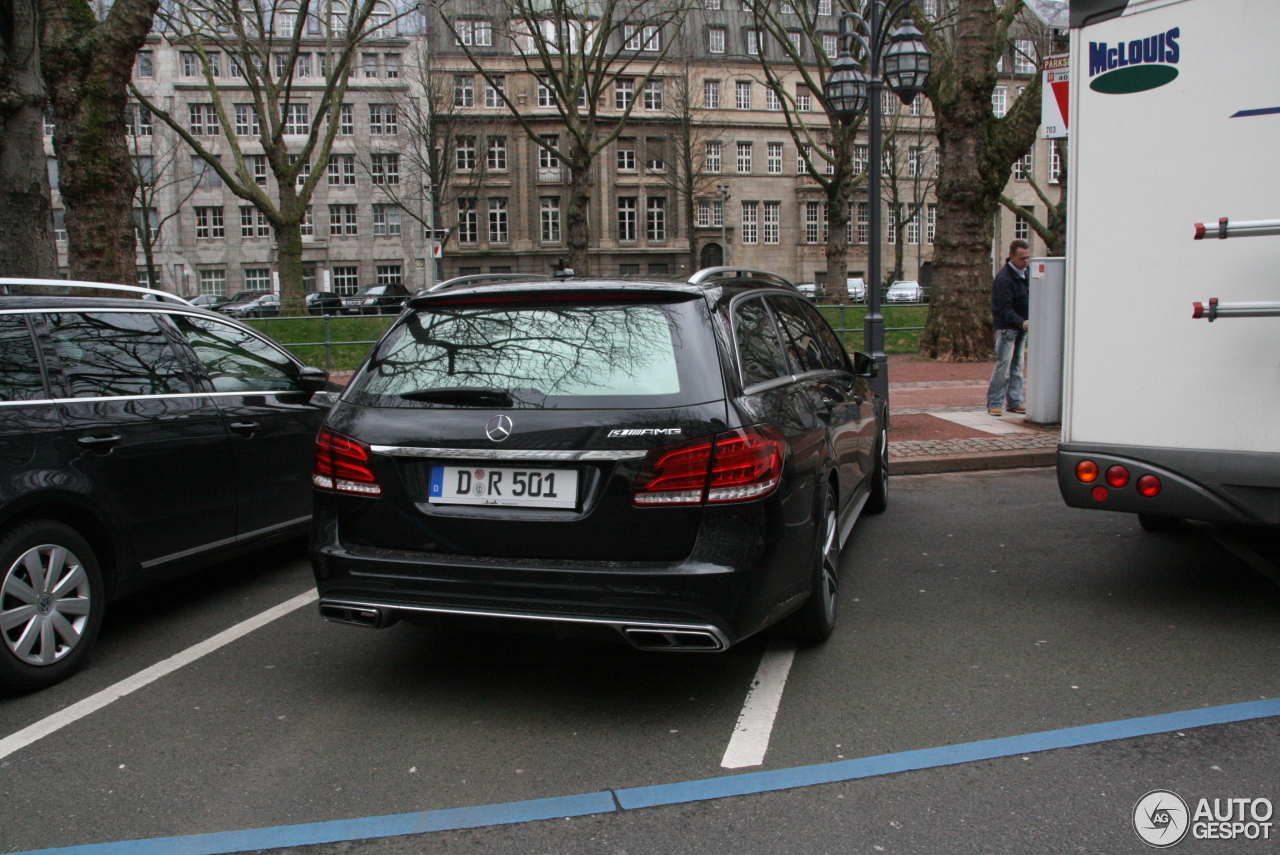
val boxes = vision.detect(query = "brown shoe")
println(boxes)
[988,408,1002,416]
[1010,405,1026,414]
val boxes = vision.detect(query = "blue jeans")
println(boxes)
[987,328,1026,410]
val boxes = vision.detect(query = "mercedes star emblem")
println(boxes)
[485,414,513,442]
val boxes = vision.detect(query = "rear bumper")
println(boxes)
[1058,442,1280,526]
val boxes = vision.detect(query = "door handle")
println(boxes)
[77,434,121,448]
[229,421,259,435]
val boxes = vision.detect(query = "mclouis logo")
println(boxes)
[1089,27,1180,94]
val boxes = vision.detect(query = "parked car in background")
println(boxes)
[217,290,271,315]
[311,266,889,655]
[796,283,818,301]
[222,292,280,319]
[182,294,227,310]
[885,280,924,303]
[846,278,867,302]
[0,279,335,692]
[341,283,411,315]
[306,291,344,316]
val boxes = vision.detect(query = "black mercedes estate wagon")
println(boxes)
[310,267,888,651]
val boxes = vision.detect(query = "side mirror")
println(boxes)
[297,365,330,392]
[853,352,878,378]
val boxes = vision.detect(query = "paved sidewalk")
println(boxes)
[885,354,1059,475]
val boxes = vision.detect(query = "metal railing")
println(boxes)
[816,302,928,343]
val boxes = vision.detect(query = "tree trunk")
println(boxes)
[566,151,592,275]
[273,182,305,315]
[825,170,853,303]
[42,0,160,287]
[0,0,58,278]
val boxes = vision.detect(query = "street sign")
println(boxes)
[1042,54,1069,139]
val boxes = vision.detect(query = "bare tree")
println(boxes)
[747,0,865,301]
[134,0,408,311]
[879,99,938,284]
[438,0,693,275]
[0,0,58,278]
[42,0,161,286]
[999,137,1065,256]
[128,104,202,291]
[916,0,1045,361]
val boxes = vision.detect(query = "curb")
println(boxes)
[890,448,1057,476]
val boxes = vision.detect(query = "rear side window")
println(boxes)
[769,296,828,374]
[348,297,723,409]
[797,300,851,372]
[45,312,192,398]
[734,297,789,387]
[0,315,47,401]
[170,314,299,393]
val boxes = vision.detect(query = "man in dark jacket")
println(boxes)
[986,239,1031,416]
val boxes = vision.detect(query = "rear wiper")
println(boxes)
[398,386,513,406]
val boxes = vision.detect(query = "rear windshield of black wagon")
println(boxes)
[344,294,725,409]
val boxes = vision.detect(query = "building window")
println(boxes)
[485,136,507,171]
[329,204,358,236]
[1015,208,1033,241]
[615,77,634,110]
[485,76,505,107]
[746,29,761,56]
[705,141,721,173]
[704,80,720,109]
[240,206,270,238]
[709,27,725,53]
[488,198,508,242]
[454,75,474,107]
[927,204,937,244]
[805,201,821,244]
[618,197,637,241]
[539,135,560,172]
[537,77,555,107]
[644,79,663,110]
[136,50,153,77]
[293,159,310,189]
[126,104,152,136]
[235,104,260,136]
[182,52,199,77]
[372,204,401,236]
[909,94,923,116]
[908,147,924,178]
[766,87,781,111]
[457,198,478,242]
[645,137,666,172]
[822,34,837,57]
[384,54,400,78]
[332,266,359,295]
[540,197,561,242]
[328,154,355,186]
[617,138,636,171]
[130,155,152,186]
[244,268,271,291]
[697,201,710,227]
[763,201,779,244]
[1049,143,1062,183]
[740,202,758,244]
[713,200,724,226]
[1014,39,1036,75]
[189,103,219,136]
[796,85,812,111]
[736,80,751,110]
[455,136,476,171]
[854,202,870,244]
[362,53,379,77]
[705,0,721,8]
[886,206,898,245]
[369,104,397,135]
[767,142,782,174]
[194,207,224,239]
[797,144,810,175]
[54,210,67,241]
[646,197,666,241]
[992,86,1007,118]
[284,103,309,135]
[301,206,314,237]
[339,103,353,135]
[1014,151,1033,181]
[376,265,402,286]
[249,155,268,186]
[907,208,921,245]
[371,153,399,185]
[198,270,227,296]
[737,142,752,173]
[854,144,868,175]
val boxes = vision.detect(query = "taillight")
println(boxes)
[1091,486,1109,501]
[1105,465,1130,488]
[1137,475,1162,497]
[1075,460,1099,483]
[313,427,382,496]
[633,425,784,506]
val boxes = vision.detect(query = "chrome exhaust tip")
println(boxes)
[622,626,725,651]
[320,603,389,628]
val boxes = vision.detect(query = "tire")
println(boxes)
[1138,513,1181,532]
[787,485,840,645]
[0,520,104,693]
[864,424,889,515]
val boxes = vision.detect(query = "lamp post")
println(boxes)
[823,3,931,399]
[719,182,731,266]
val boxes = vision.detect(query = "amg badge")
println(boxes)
[608,428,684,437]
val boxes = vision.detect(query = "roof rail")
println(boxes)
[686,266,797,290]
[423,273,553,293]
[0,278,193,305]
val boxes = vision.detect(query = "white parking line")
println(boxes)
[720,641,796,769]
[0,588,318,762]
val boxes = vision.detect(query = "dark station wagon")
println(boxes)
[311,267,890,652]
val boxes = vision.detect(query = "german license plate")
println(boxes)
[428,465,578,508]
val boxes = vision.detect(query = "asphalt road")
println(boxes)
[2,468,1278,854]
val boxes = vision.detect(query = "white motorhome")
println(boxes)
[1058,0,1280,528]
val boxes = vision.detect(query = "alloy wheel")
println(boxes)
[1,544,92,666]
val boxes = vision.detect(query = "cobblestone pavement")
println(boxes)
[890,430,1060,459]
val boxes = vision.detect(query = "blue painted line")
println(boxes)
[1231,106,1280,117]
[11,698,1280,855]
[11,792,617,855]
[615,698,1280,809]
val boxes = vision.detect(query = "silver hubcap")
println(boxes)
[879,431,889,491]
[1,544,91,666]
[820,502,839,623]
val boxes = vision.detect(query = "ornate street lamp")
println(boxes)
[822,3,931,400]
